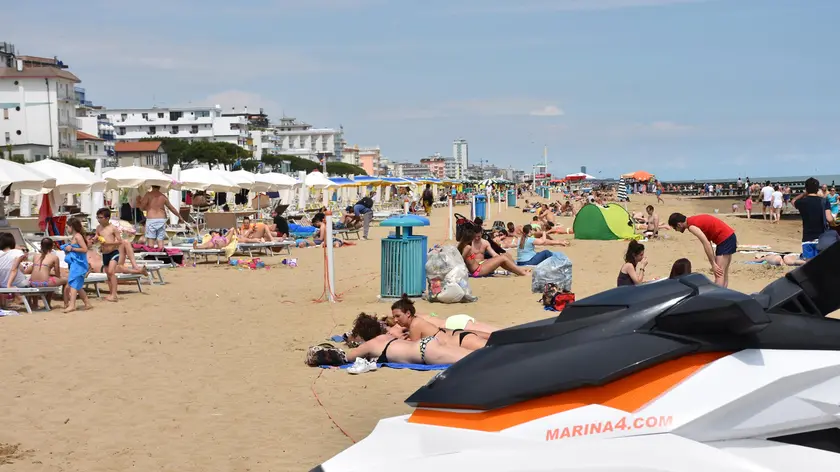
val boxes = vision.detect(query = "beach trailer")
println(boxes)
[573,203,638,240]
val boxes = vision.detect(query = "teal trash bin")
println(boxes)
[507,189,517,207]
[474,194,487,220]
[379,215,430,298]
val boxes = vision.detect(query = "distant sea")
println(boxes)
[660,174,840,186]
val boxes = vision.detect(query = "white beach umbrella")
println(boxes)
[261,172,300,188]
[304,170,337,189]
[219,169,256,189]
[179,167,240,192]
[0,158,56,192]
[103,165,178,189]
[24,158,106,194]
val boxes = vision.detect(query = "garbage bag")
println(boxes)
[531,252,573,293]
[426,245,477,303]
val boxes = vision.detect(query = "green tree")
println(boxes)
[10,154,25,164]
[60,157,94,170]
[140,137,192,170]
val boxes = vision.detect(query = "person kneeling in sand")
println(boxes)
[346,313,472,365]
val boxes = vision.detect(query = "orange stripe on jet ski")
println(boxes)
[408,351,731,432]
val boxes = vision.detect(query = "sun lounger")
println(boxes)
[0,287,62,313]
[167,246,224,265]
[135,262,173,284]
[237,240,294,257]
[333,228,361,240]
[84,273,143,298]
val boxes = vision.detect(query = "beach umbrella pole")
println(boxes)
[404,201,409,214]
[325,211,336,302]
[471,195,476,220]
[498,191,502,214]
[448,197,454,241]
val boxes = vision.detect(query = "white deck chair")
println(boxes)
[84,273,143,298]
[0,287,62,313]
[236,241,294,257]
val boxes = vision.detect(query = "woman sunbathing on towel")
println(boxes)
[459,227,529,277]
[346,313,472,365]
[390,295,489,351]
[193,229,232,249]
[754,253,806,267]
[239,216,275,243]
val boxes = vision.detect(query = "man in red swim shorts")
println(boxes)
[668,213,737,288]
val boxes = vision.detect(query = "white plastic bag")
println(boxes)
[426,245,477,303]
[531,252,573,293]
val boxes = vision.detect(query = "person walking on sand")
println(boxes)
[760,181,774,221]
[94,208,122,302]
[136,185,183,251]
[422,184,434,216]
[655,180,665,204]
[61,218,93,312]
[668,213,737,288]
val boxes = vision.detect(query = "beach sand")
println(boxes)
[0,194,816,471]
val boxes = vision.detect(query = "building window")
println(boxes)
[172,126,179,134]
[157,113,164,118]
[120,113,127,121]
[15,130,21,135]
[4,132,9,144]
[191,125,198,134]
[2,109,7,120]
[118,127,126,135]
[149,126,156,135]
[142,113,149,120]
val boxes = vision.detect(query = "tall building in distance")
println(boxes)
[453,138,468,177]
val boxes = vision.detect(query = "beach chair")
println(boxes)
[334,228,361,240]
[0,287,62,313]
[237,240,294,257]
[135,261,173,285]
[84,273,143,298]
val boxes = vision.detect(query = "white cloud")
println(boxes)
[370,99,564,121]
[530,105,564,117]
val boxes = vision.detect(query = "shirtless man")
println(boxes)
[136,185,182,251]
[94,207,122,302]
[238,216,275,243]
[643,205,661,238]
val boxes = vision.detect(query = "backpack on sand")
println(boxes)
[305,343,347,367]
[541,283,575,312]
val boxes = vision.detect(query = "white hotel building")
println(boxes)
[252,116,342,163]
[99,105,249,149]
[0,43,81,161]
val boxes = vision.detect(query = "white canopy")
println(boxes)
[261,172,300,188]
[218,169,256,190]
[0,159,56,192]
[24,159,107,194]
[565,172,596,180]
[179,167,240,192]
[304,171,337,189]
[103,166,178,189]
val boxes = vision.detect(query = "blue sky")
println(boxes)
[7,0,839,179]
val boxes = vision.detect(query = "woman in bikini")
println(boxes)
[390,294,488,351]
[458,227,529,277]
[193,229,233,249]
[24,238,68,289]
[346,313,472,365]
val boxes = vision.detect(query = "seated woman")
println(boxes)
[753,253,806,267]
[559,201,575,217]
[347,313,472,365]
[669,258,692,278]
[494,229,519,249]
[193,229,233,249]
[25,238,67,289]
[618,240,647,286]
[238,216,275,243]
[390,294,488,351]
[516,224,568,266]
[459,227,528,277]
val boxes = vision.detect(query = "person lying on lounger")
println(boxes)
[238,216,276,243]
[193,229,233,249]
[296,213,356,248]
[390,294,488,351]
[754,253,806,267]
[346,313,472,365]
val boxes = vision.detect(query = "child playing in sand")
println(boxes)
[61,218,93,312]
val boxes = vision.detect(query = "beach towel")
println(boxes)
[320,362,450,371]
[132,244,184,256]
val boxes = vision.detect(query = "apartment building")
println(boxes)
[453,138,468,173]
[259,116,341,163]
[0,41,81,160]
[420,153,446,179]
[443,157,462,179]
[359,146,381,176]
[101,105,249,149]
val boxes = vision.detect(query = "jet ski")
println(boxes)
[313,242,840,472]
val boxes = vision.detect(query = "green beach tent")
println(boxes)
[573,203,639,240]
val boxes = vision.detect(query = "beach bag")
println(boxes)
[305,343,347,367]
[541,283,575,312]
[454,213,471,241]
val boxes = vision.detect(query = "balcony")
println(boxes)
[58,116,80,129]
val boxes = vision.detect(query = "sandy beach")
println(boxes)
[0,195,813,471]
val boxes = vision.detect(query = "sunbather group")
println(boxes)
[344,295,502,367]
